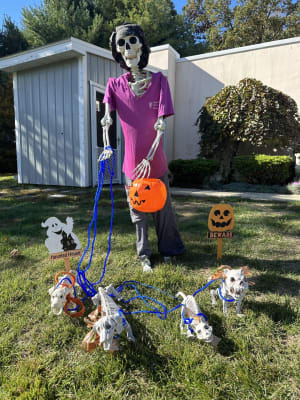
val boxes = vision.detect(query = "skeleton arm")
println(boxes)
[98,103,113,161]
[132,116,166,179]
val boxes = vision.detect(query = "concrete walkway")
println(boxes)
[170,187,300,202]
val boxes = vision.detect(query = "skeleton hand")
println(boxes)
[98,146,113,162]
[98,106,113,161]
[132,158,151,180]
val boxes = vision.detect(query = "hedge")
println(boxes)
[0,148,17,173]
[168,158,220,186]
[232,155,294,185]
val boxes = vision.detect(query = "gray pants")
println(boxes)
[125,172,185,258]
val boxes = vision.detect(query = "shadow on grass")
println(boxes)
[253,273,300,297]
[120,318,172,383]
[208,313,238,356]
[246,299,297,324]
[221,255,300,274]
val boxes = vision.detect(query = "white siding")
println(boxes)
[16,58,81,186]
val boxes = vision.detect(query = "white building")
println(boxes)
[0,36,299,186]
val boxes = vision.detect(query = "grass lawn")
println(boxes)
[0,175,299,400]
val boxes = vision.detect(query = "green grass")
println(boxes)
[0,175,299,400]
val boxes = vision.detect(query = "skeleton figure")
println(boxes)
[176,292,220,345]
[209,265,252,317]
[100,23,185,271]
[91,286,135,351]
[100,23,166,179]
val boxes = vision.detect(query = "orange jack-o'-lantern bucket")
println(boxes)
[129,178,167,212]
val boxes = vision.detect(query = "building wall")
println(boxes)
[149,47,177,162]
[15,58,82,186]
[173,39,300,160]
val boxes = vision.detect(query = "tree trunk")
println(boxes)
[217,140,239,183]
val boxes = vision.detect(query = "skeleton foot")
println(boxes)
[140,255,153,273]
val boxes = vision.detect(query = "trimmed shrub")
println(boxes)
[0,148,17,173]
[232,155,294,185]
[197,78,300,181]
[168,158,220,186]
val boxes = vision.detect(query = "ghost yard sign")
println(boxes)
[41,216,82,271]
[207,204,234,260]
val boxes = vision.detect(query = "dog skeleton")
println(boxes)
[48,272,76,315]
[91,285,135,351]
[209,265,254,317]
[176,291,220,345]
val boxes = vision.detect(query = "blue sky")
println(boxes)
[0,0,187,27]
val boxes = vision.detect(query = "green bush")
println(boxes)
[168,158,220,186]
[197,78,300,181]
[232,155,294,185]
[0,148,17,173]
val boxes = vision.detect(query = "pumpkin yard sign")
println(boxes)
[207,204,234,260]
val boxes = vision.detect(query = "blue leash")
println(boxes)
[113,279,220,323]
[76,147,115,297]
[218,280,235,302]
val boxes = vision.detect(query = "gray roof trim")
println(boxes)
[0,39,86,72]
[150,44,180,59]
[0,37,114,72]
[177,36,300,63]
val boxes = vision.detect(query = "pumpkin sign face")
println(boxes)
[208,204,234,232]
[129,178,167,213]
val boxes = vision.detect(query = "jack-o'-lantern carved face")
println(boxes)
[208,204,234,232]
[129,178,167,213]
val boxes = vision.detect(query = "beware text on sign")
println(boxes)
[207,231,234,239]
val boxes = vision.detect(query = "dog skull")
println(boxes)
[48,286,69,315]
[93,315,118,350]
[116,35,142,69]
[194,320,214,342]
[224,268,248,299]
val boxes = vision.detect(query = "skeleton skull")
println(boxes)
[116,35,142,69]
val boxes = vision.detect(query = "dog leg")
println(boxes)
[210,289,217,306]
[222,300,228,316]
[236,295,245,317]
[125,322,136,342]
[179,317,186,334]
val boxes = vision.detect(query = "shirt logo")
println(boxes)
[149,101,159,110]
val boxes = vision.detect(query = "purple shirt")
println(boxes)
[103,72,174,179]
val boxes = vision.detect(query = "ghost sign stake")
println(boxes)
[41,216,82,271]
[207,204,234,260]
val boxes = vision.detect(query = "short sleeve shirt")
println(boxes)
[103,72,174,179]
